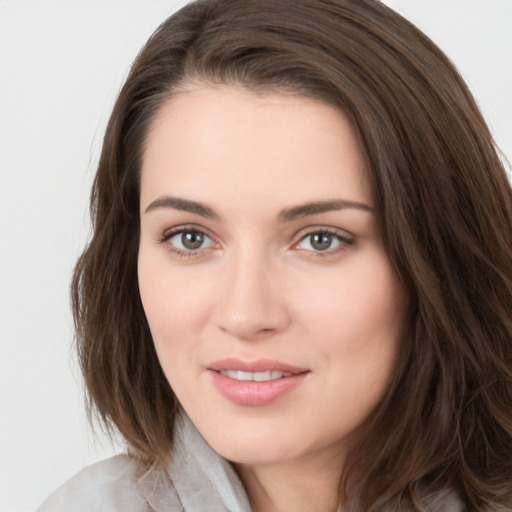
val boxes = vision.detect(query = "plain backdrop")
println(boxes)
[0,1,510,511]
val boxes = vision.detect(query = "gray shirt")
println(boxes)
[37,413,252,512]
[37,412,465,512]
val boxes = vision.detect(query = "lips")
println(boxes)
[207,358,309,406]
[219,369,292,381]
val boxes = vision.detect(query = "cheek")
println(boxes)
[320,263,405,424]
[137,251,212,354]
[137,261,210,403]
[299,256,404,339]
[293,252,406,389]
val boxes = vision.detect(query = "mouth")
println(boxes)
[218,369,293,381]
[207,358,309,406]
[208,357,307,374]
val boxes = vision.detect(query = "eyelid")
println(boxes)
[156,223,354,258]
[290,225,355,255]
[160,223,214,242]
[158,224,220,257]
[292,225,354,241]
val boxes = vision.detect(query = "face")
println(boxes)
[138,85,407,468]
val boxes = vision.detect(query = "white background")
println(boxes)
[0,1,510,511]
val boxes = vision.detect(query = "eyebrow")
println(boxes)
[144,196,219,219]
[277,199,373,222]
[144,196,373,221]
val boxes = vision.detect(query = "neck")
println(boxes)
[234,451,343,512]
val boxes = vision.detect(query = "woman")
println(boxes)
[38,0,512,510]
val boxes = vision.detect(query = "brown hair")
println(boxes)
[72,0,512,510]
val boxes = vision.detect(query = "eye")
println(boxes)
[160,227,215,255]
[294,229,353,254]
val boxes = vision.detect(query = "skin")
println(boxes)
[138,85,407,512]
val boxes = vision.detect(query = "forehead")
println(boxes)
[140,85,370,212]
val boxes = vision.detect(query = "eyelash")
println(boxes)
[158,225,216,258]
[293,227,354,257]
[158,225,354,259]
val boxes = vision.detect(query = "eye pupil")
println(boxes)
[182,231,204,250]
[311,233,332,251]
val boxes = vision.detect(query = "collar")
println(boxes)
[137,410,252,512]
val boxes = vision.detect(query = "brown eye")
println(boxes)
[181,231,205,250]
[295,229,353,254]
[310,233,333,251]
[166,229,213,251]
[298,232,339,252]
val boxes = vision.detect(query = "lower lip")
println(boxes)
[208,370,308,406]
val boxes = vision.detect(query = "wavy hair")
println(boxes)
[72,0,512,510]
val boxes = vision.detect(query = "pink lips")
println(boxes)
[207,358,309,406]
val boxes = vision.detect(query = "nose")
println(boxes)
[214,251,291,341]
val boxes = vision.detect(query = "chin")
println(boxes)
[200,419,336,467]
[213,438,302,466]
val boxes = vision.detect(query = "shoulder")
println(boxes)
[36,454,179,512]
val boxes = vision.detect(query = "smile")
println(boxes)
[219,370,292,381]
[207,359,309,406]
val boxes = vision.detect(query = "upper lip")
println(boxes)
[207,358,308,374]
